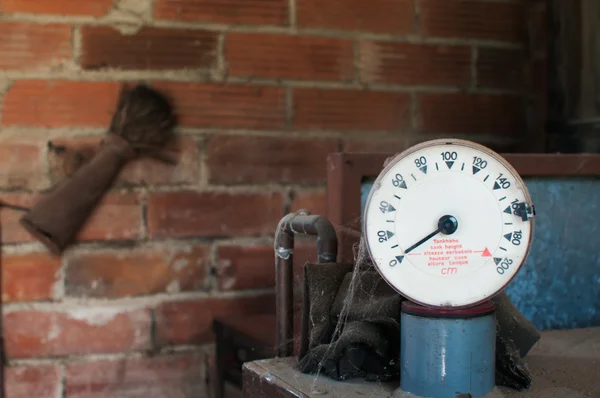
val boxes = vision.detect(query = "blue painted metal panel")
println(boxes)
[400,311,496,398]
[359,177,600,330]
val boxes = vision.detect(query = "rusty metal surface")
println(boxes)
[243,327,600,398]
[275,213,338,358]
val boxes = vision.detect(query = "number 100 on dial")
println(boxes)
[363,139,535,308]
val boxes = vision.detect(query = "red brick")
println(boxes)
[420,0,526,43]
[0,141,44,190]
[359,41,471,86]
[48,136,200,186]
[216,245,275,291]
[0,22,70,70]
[342,138,408,154]
[154,0,288,26]
[226,33,354,81]
[3,252,61,303]
[297,0,414,34]
[154,294,275,346]
[290,189,327,216]
[65,244,209,298]
[418,93,526,136]
[147,190,283,239]
[6,364,61,398]
[76,192,143,242]
[2,81,121,127]
[1,0,112,16]
[477,47,527,90]
[152,82,286,130]
[206,135,337,185]
[1,192,141,244]
[0,193,38,244]
[81,26,218,70]
[293,88,410,132]
[66,352,206,398]
[5,306,151,359]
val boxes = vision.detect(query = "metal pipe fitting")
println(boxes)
[274,211,338,358]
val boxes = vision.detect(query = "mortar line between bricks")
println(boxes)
[0,70,527,95]
[471,46,479,91]
[58,362,66,398]
[410,92,419,133]
[352,39,361,84]
[0,13,525,49]
[8,345,214,366]
[0,127,409,141]
[3,287,276,311]
[285,86,294,129]
[288,0,297,28]
[0,182,326,199]
[71,25,82,65]
[213,33,227,82]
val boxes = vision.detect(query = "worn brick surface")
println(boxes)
[0,141,44,190]
[5,364,61,398]
[5,306,151,358]
[206,135,337,184]
[359,41,471,86]
[420,0,526,43]
[226,33,354,81]
[3,252,61,303]
[154,294,275,346]
[2,191,141,244]
[290,189,327,216]
[0,22,71,70]
[76,192,143,242]
[477,47,528,90]
[155,0,289,25]
[2,81,121,127]
[293,88,411,132]
[342,138,408,154]
[81,26,218,70]
[419,93,526,136]
[147,190,283,239]
[216,245,275,291]
[153,82,286,130]
[48,136,200,186]
[0,193,38,244]
[66,352,206,398]
[1,0,112,16]
[65,244,209,298]
[296,0,414,34]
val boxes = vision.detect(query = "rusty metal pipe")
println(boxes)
[274,212,337,358]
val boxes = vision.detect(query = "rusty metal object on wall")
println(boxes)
[274,211,337,358]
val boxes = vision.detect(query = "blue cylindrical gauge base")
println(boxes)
[398,300,497,398]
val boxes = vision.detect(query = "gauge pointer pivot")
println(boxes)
[404,215,458,254]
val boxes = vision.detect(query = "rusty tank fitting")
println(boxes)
[274,211,338,358]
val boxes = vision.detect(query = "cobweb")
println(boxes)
[306,218,387,393]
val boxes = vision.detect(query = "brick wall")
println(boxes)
[0,0,546,397]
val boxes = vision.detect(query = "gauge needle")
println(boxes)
[404,215,458,254]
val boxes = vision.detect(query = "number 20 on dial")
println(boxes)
[363,139,535,308]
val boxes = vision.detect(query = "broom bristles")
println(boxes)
[109,84,177,148]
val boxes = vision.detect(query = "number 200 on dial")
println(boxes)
[363,139,535,308]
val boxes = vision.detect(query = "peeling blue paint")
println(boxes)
[359,177,600,331]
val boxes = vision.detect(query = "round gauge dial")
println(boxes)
[363,139,535,308]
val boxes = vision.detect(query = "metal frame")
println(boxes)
[326,151,600,263]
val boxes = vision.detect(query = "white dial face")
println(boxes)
[364,139,535,308]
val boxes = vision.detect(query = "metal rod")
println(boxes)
[274,212,338,358]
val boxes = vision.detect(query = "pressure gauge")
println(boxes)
[363,139,535,308]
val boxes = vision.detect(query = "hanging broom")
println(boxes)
[19,83,177,254]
